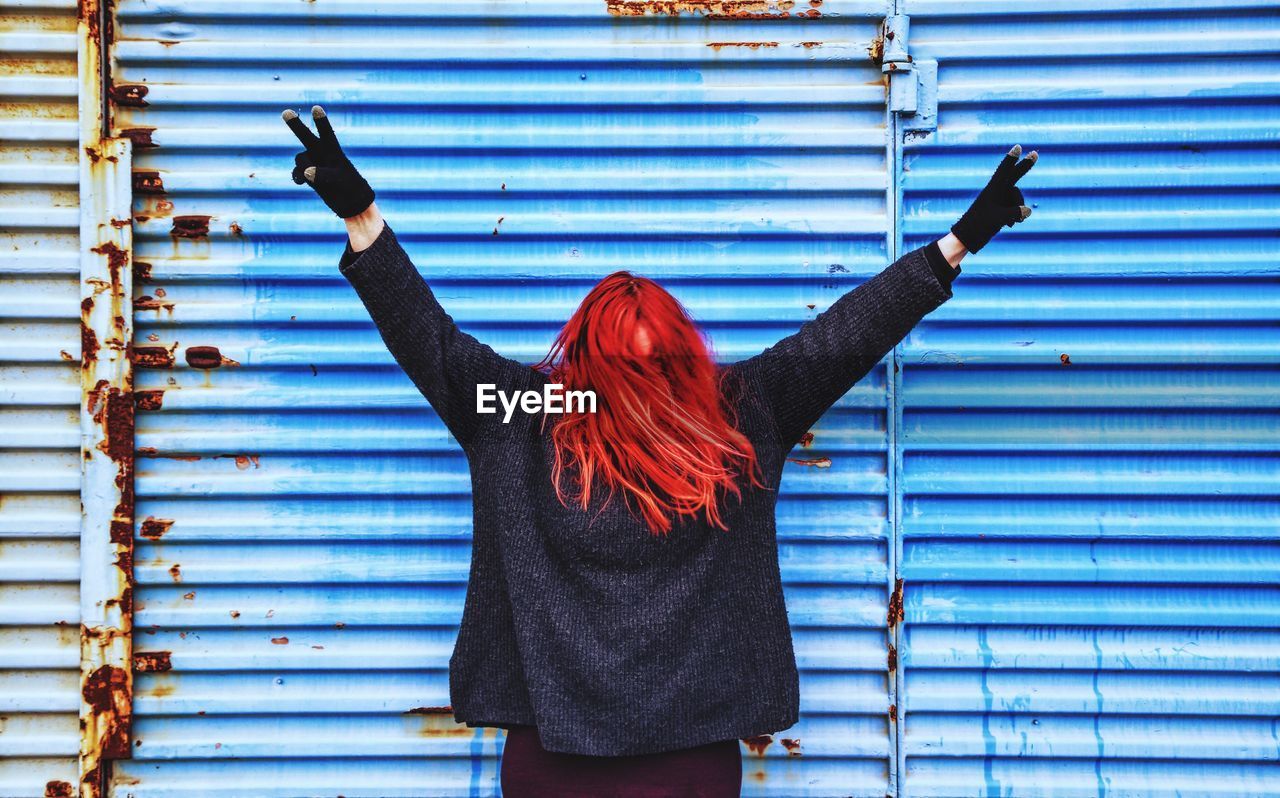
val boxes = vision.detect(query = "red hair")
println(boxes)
[534,271,764,536]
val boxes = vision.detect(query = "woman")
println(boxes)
[283,105,1036,797]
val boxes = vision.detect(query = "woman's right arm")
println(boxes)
[284,106,537,446]
[336,205,536,446]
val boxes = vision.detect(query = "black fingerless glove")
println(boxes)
[951,145,1037,253]
[283,105,375,219]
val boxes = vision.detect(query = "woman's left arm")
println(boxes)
[728,146,1036,452]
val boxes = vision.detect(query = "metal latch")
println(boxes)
[881,14,937,134]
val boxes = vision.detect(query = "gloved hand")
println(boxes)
[951,145,1038,253]
[282,105,375,219]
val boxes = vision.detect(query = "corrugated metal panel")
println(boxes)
[896,2,1280,796]
[0,1,85,796]
[110,1,904,795]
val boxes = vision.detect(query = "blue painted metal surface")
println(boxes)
[895,1,1280,796]
[6,0,1270,794]
[110,1,901,795]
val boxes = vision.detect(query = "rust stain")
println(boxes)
[780,737,801,755]
[887,642,897,673]
[81,320,100,368]
[786,456,832,468]
[230,610,240,618]
[139,517,173,540]
[888,703,897,722]
[135,295,175,314]
[887,577,904,628]
[1060,353,1072,365]
[168,563,182,583]
[706,42,779,50]
[409,707,470,738]
[81,664,131,759]
[868,31,885,66]
[120,127,157,149]
[182,591,196,600]
[135,390,165,411]
[132,345,176,369]
[109,83,149,107]
[170,215,211,239]
[134,260,153,281]
[228,221,244,237]
[227,454,260,470]
[45,781,74,798]
[186,345,239,369]
[134,651,173,673]
[606,0,798,17]
[798,432,814,447]
[89,242,128,287]
[800,41,822,48]
[271,636,290,645]
[133,171,165,195]
[92,384,136,550]
[741,734,772,756]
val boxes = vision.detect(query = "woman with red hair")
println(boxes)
[284,105,1035,797]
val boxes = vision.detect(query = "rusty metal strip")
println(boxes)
[79,0,135,796]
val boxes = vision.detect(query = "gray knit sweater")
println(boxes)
[338,224,957,756]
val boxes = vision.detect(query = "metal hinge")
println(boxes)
[881,14,937,135]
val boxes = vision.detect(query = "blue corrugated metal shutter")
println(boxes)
[109,1,906,794]
[0,3,83,796]
[896,2,1280,796]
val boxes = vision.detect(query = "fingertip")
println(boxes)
[1026,150,1039,164]
[311,105,326,119]
[304,166,317,183]
[281,109,298,121]
[1007,144,1022,157]
[1019,205,1033,221]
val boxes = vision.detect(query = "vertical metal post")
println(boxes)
[886,5,909,796]
[78,1,135,796]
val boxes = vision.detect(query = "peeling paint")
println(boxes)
[706,42,779,50]
[133,651,173,673]
[135,390,165,411]
[171,215,211,239]
[81,664,131,759]
[139,517,174,540]
[119,127,157,148]
[606,0,806,17]
[186,345,239,369]
[887,576,904,629]
[786,456,832,468]
[108,83,149,107]
[132,345,176,369]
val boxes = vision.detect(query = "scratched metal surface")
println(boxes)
[896,2,1280,796]
[110,1,902,795]
[0,2,84,797]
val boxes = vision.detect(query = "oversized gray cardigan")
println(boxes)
[338,224,957,756]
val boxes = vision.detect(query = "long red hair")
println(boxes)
[534,271,764,536]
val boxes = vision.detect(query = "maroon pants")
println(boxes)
[499,724,743,798]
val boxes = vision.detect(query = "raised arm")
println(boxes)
[283,105,537,446]
[728,241,958,451]
[731,146,1038,451]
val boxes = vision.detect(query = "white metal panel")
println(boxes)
[0,1,84,796]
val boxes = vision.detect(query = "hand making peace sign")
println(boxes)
[282,105,376,219]
[950,144,1039,253]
